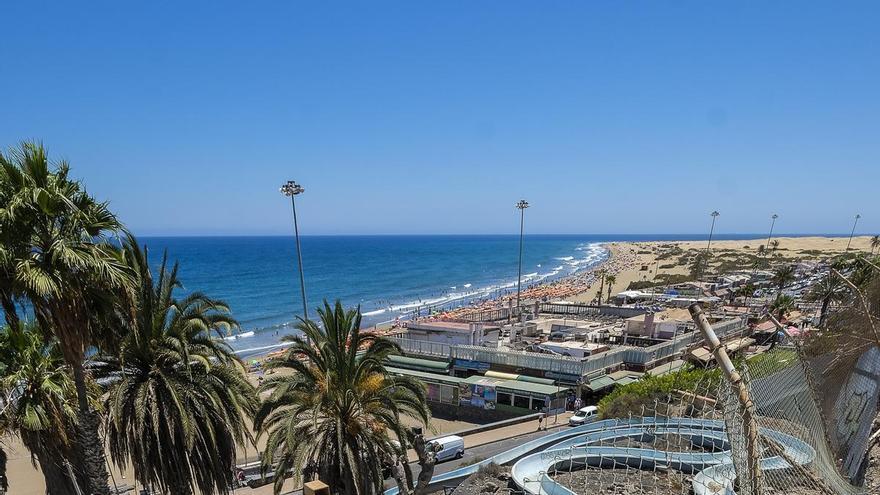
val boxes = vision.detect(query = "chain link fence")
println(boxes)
[508,312,878,495]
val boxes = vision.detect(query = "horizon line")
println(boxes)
[133,232,873,238]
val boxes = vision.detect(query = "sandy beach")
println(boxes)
[583,235,876,302]
[420,236,875,321]
[6,235,874,495]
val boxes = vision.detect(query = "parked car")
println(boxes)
[569,406,598,426]
[428,435,465,462]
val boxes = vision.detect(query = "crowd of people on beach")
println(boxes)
[394,244,643,325]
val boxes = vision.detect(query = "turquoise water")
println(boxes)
[142,234,606,356]
[138,233,787,357]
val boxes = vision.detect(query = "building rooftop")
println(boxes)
[540,341,608,350]
[386,354,450,372]
[463,374,563,396]
[385,366,466,384]
[625,308,693,323]
[407,321,500,333]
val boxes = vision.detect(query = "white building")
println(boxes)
[624,308,694,339]
[403,321,500,347]
[537,340,610,359]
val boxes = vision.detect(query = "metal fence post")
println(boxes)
[689,303,762,495]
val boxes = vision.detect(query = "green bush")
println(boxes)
[598,366,721,419]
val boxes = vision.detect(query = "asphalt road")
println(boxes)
[279,421,574,495]
[383,420,573,492]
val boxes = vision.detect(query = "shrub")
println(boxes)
[598,366,721,419]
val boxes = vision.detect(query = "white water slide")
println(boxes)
[384,417,815,495]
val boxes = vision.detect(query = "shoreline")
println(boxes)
[236,235,877,359]
[9,235,875,495]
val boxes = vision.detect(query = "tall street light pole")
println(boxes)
[847,214,861,251]
[281,180,309,321]
[515,200,529,322]
[707,211,720,251]
[702,211,720,280]
[765,214,778,253]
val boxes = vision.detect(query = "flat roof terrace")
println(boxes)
[407,321,500,334]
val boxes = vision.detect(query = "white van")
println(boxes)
[568,406,598,426]
[428,435,465,462]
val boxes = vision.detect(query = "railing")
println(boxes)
[538,303,647,319]
[457,306,522,322]
[392,338,452,358]
[390,315,749,378]
[454,345,586,376]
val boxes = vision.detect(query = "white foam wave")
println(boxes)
[353,242,610,322]
[224,330,255,341]
[234,342,294,357]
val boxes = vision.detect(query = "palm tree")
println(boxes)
[771,265,795,292]
[254,301,430,495]
[871,235,880,254]
[91,239,257,495]
[770,294,795,320]
[0,323,86,494]
[769,239,780,254]
[805,274,847,327]
[0,142,132,495]
[0,444,7,494]
[605,274,616,302]
[0,156,29,331]
[596,269,607,305]
[737,283,756,307]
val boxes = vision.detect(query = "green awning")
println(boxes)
[615,376,641,386]
[647,360,686,377]
[516,375,556,385]
[385,367,465,384]
[608,370,644,386]
[386,355,450,373]
[585,376,615,392]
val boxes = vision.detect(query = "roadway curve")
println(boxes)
[384,417,815,495]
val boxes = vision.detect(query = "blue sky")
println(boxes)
[1,2,877,236]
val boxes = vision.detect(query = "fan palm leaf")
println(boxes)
[0,141,132,495]
[254,300,430,495]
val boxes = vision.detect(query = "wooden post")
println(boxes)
[689,303,762,495]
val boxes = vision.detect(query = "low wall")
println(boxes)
[428,402,527,423]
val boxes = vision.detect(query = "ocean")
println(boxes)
[138,233,788,358]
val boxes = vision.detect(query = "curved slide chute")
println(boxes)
[384,417,815,495]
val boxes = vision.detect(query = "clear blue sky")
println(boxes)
[2,2,877,236]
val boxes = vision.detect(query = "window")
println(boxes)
[440,384,456,404]
[531,397,546,411]
[513,395,530,409]
[497,392,512,406]
[426,383,441,402]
